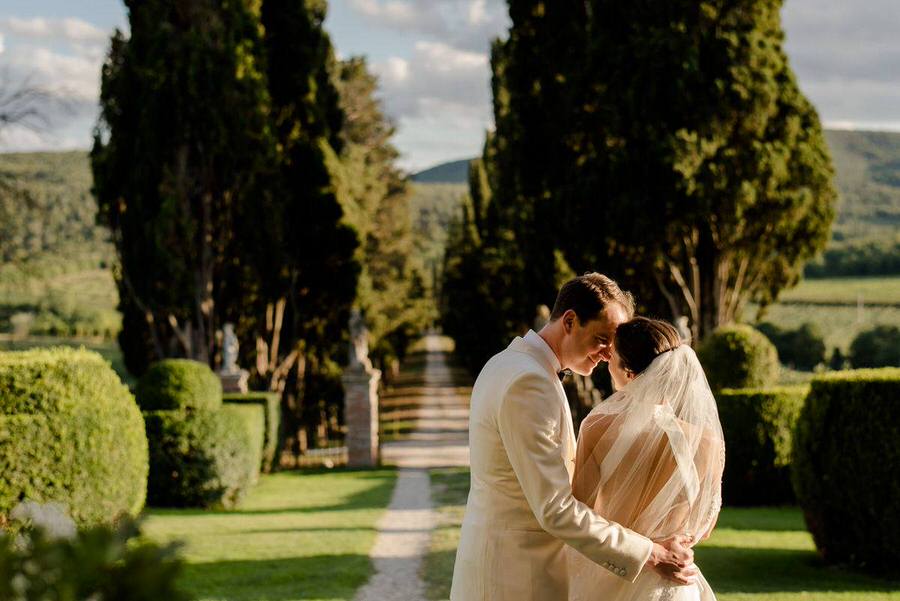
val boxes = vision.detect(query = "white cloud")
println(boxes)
[373,40,490,121]
[0,17,108,44]
[345,0,508,52]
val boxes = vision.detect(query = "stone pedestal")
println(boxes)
[219,369,249,393]
[342,366,381,468]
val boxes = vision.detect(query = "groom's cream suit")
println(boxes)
[450,331,654,601]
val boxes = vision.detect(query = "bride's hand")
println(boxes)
[646,535,698,585]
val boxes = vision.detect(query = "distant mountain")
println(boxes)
[410,130,900,241]
[411,159,471,184]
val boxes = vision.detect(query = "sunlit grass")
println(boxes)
[423,469,900,601]
[143,469,396,601]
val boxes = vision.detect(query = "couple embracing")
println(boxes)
[450,273,724,601]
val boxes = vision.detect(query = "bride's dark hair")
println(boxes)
[615,317,681,375]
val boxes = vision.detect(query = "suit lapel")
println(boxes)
[508,337,578,476]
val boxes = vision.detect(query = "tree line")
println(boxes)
[91,0,432,459]
[443,0,838,375]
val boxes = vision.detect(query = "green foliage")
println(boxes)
[223,392,281,472]
[143,405,263,509]
[0,516,191,601]
[756,322,826,370]
[698,325,780,391]
[0,151,109,266]
[0,347,148,526]
[135,359,223,412]
[792,368,900,574]
[849,325,900,368]
[333,57,434,378]
[92,0,276,375]
[448,0,838,349]
[716,387,807,505]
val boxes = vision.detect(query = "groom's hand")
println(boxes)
[646,535,697,585]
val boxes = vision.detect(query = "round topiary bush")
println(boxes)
[698,324,779,391]
[135,358,223,412]
[849,325,900,368]
[144,404,263,508]
[793,368,900,574]
[0,347,148,526]
[717,387,807,505]
[757,322,826,371]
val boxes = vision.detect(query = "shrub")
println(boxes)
[0,347,148,526]
[697,324,779,391]
[223,392,281,472]
[0,504,191,601]
[135,359,223,412]
[849,325,900,368]
[144,404,263,508]
[756,322,826,370]
[716,387,807,505]
[792,368,900,574]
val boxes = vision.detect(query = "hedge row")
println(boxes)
[144,405,263,508]
[223,392,281,472]
[793,368,900,575]
[0,348,148,526]
[716,387,807,506]
[137,359,266,508]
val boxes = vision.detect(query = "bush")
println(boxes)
[697,324,779,391]
[135,359,223,412]
[716,387,807,505]
[792,368,900,574]
[144,405,263,508]
[0,504,191,601]
[756,322,826,370]
[223,392,281,472]
[0,347,148,526]
[849,325,900,368]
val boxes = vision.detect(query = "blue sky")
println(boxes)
[1,1,899,171]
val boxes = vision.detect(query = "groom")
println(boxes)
[450,273,696,600]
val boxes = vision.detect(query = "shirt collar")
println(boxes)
[523,329,562,374]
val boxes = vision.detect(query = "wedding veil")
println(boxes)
[572,345,725,543]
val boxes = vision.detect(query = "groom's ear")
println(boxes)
[563,310,577,333]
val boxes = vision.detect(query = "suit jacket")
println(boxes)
[450,335,654,601]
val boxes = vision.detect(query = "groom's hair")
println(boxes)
[549,273,635,323]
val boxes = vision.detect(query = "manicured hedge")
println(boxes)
[135,359,223,412]
[144,404,263,508]
[849,325,900,368]
[793,368,900,574]
[716,387,807,505]
[698,324,779,391]
[0,347,148,526]
[223,392,281,472]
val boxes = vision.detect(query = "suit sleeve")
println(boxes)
[497,370,654,582]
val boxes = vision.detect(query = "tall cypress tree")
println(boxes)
[92,0,273,375]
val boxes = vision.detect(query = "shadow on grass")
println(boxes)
[697,545,900,594]
[180,554,373,601]
[146,468,396,517]
[714,506,807,532]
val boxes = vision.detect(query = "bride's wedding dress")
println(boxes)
[568,346,725,601]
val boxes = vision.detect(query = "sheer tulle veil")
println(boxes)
[569,345,724,601]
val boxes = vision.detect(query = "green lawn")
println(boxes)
[779,276,900,306]
[753,303,900,354]
[424,469,900,601]
[143,469,396,601]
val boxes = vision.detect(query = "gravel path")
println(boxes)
[352,336,470,601]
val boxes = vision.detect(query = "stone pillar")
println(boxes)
[342,365,381,467]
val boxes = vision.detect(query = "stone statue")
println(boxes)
[222,323,240,374]
[348,308,373,371]
[675,315,692,345]
[218,322,248,393]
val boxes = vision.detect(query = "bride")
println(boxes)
[568,317,724,601]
